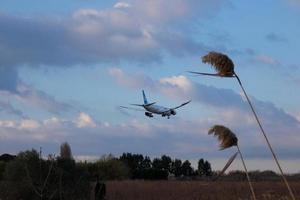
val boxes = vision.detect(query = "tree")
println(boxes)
[60,142,73,159]
[197,159,205,176]
[181,160,193,176]
[95,155,129,180]
[152,158,163,170]
[203,161,212,176]
[198,159,212,177]
[171,159,182,177]
[161,155,172,172]
[119,153,146,178]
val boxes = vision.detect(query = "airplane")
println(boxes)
[120,90,191,119]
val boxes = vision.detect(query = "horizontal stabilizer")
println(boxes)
[131,102,156,107]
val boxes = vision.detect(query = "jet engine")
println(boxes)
[145,112,153,118]
[170,109,176,115]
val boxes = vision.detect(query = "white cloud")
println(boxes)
[19,119,40,130]
[159,76,193,92]
[0,120,16,128]
[76,112,96,128]
[114,2,131,9]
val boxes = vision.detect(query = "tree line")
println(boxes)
[0,143,212,199]
[0,143,299,199]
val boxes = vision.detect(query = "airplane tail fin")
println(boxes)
[142,90,148,104]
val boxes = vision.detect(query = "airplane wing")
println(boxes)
[172,100,191,110]
[119,106,145,112]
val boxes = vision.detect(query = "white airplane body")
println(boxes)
[121,90,191,119]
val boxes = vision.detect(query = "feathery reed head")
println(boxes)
[208,125,238,150]
[202,52,235,76]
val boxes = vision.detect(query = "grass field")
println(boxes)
[106,180,300,200]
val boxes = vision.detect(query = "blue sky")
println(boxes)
[0,0,300,172]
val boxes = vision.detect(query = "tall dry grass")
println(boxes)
[189,51,296,200]
[106,180,300,200]
[209,125,256,200]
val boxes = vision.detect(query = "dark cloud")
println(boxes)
[0,3,215,68]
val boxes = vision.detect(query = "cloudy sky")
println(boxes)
[0,0,300,172]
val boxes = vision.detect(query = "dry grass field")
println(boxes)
[106,180,300,200]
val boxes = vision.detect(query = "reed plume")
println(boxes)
[202,52,235,76]
[189,51,296,200]
[209,125,256,200]
[208,125,237,150]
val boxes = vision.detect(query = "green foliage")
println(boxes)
[95,155,129,180]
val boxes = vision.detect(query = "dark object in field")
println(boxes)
[95,178,106,200]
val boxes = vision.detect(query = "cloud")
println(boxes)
[19,119,40,130]
[76,112,96,128]
[0,109,299,172]
[0,83,74,117]
[0,100,27,118]
[265,33,288,43]
[0,0,228,111]
[109,68,300,154]
[0,1,221,104]
[114,2,131,9]
[254,55,281,66]
[0,0,226,68]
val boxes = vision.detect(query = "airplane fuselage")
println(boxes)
[144,104,170,114]
[143,104,176,118]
